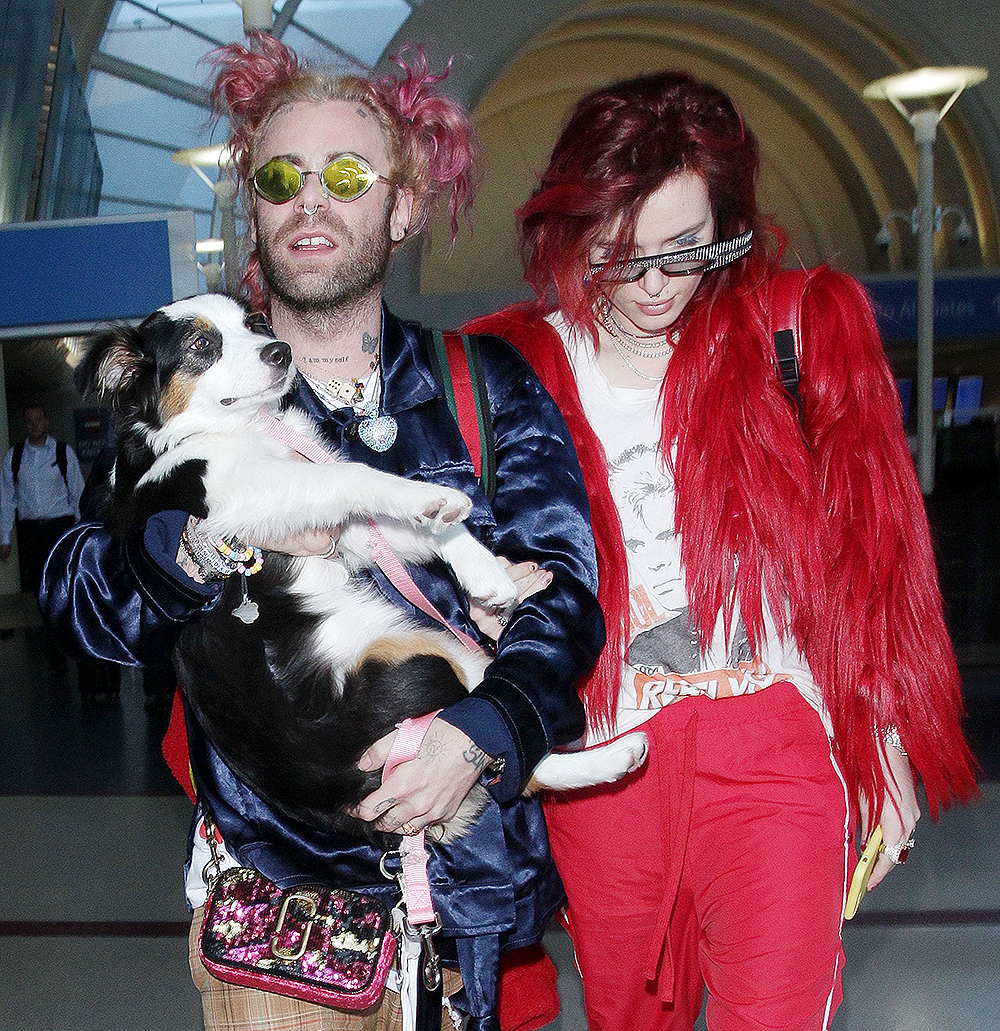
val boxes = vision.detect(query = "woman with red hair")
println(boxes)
[466,70,978,1030]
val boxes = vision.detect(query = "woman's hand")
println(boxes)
[860,740,921,891]
[468,558,553,641]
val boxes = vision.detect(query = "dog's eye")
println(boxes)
[190,335,212,352]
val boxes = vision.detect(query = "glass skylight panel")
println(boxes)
[88,71,210,149]
[87,0,416,245]
[102,2,223,87]
[94,133,212,212]
[290,0,412,67]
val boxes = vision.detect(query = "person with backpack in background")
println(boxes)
[1,402,83,679]
[1,402,83,593]
[2,401,119,703]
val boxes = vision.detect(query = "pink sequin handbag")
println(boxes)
[199,866,397,1009]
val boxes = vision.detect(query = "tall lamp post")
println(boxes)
[863,66,987,495]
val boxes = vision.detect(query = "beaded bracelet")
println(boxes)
[181,522,264,580]
[217,536,264,575]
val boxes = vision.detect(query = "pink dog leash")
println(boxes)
[380,710,446,1030]
[366,521,485,656]
[259,405,486,654]
[259,407,340,464]
[381,710,441,928]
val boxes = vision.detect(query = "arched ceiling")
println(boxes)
[419,0,997,297]
[61,1,997,302]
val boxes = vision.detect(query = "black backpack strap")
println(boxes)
[11,440,68,485]
[769,269,814,427]
[773,327,801,415]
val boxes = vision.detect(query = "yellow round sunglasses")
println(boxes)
[252,154,390,204]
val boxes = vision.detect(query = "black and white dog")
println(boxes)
[79,294,646,841]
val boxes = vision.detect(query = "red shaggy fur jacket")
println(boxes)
[465,265,978,819]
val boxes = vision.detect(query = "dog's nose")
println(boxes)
[260,340,292,369]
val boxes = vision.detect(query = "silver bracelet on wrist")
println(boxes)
[181,524,234,580]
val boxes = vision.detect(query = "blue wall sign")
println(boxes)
[0,211,197,338]
[860,272,1000,344]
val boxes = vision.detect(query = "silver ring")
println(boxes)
[882,837,915,865]
[320,536,338,559]
[303,202,319,216]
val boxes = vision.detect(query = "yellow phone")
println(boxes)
[844,825,882,920]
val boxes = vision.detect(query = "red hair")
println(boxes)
[204,33,479,311]
[519,71,782,341]
[468,69,978,820]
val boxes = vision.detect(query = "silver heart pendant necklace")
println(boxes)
[319,329,397,453]
[357,402,397,452]
[353,342,396,453]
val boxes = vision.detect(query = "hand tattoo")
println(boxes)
[462,743,489,772]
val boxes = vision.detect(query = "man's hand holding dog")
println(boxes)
[258,526,340,558]
[355,718,490,835]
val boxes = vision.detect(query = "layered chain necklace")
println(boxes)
[305,339,398,452]
[600,302,678,383]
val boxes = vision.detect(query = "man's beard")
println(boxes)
[256,203,393,315]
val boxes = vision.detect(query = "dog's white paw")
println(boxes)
[437,532,519,608]
[462,562,519,608]
[529,731,649,792]
[606,732,649,775]
[410,485,473,533]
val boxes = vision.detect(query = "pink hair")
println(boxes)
[204,33,479,311]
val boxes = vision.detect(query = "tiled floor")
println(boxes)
[1,610,998,1031]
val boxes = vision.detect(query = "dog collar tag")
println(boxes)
[233,599,259,624]
[358,414,397,453]
[232,576,259,624]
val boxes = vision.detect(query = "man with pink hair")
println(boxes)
[41,35,602,1031]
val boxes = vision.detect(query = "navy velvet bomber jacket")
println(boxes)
[39,308,603,1022]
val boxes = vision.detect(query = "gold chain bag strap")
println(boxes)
[197,810,397,1009]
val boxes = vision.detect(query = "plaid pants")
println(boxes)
[189,905,462,1031]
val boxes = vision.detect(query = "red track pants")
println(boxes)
[544,683,854,1031]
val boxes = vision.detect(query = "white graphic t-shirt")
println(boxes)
[549,313,828,741]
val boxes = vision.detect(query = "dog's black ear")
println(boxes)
[76,326,147,405]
